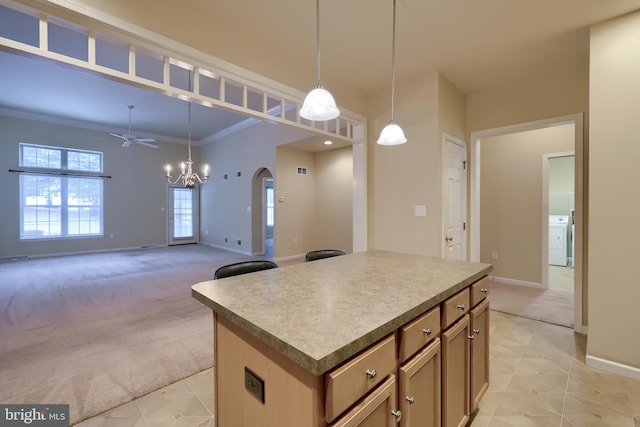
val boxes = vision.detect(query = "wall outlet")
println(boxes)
[224,237,228,243]
[491,251,498,260]
[236,239,242,245]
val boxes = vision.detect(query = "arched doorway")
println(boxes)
[252,168,274,257]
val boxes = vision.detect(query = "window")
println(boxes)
[19,143,103,240]
[266,187,274,227]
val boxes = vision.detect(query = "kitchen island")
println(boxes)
[192,250,492,427]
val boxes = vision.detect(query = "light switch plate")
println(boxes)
[415,205,427,216]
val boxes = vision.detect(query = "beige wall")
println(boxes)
[315,147,354,254]
[199,122,278,254]
[588,10,640,371]
[438,73,468,144]
[367,71,441,255]
[274,145,353,258]
[275,146,317,258]
[480,125,574,283]
[0,115,190,258]
[549,156,575,216]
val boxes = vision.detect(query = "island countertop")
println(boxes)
[191,250,492,376]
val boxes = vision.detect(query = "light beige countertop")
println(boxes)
[192,250,492,376]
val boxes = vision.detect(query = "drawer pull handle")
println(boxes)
[481,288,488,293]
[366,369,377,380]
[457,304,465,310]
[405,396,416,406]
[473,328,481,335]
[468,335,475,340]
[422,328,432,336]
[391,409,402,422]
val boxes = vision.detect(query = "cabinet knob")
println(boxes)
[391,409,402,422]
[481,288,488,293]
[365,369,377,380]
[473,328,481,335]
[457,304,465,310]
[405,396,416,406]
[468,335,475,340]
[422,328,432,336]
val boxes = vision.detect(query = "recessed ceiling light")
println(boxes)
[324,140,333,145]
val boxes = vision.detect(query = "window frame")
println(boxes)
[19,143,104,241]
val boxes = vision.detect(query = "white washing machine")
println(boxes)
[549,215,569,266]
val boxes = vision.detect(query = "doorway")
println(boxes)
[543,153,575,293]
[470,113,585,332]
[167,184,199,245]
[264,178,274,258]
[251,168,274,257]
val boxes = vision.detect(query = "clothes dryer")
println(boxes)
[549,215,569,266]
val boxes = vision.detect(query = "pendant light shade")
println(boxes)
[377,122,407,145]
[300,0,340,121]
[300,83,340,121]
[377,0,406,145]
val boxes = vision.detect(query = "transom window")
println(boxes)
[19,143,104,240]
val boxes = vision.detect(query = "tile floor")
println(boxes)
[548,264,574,293]
[75,311,640,426]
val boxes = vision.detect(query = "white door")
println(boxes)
[442,135,467,260]
[168,184,199,245]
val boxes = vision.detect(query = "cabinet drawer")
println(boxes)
[325,334,396,423]
[441,288,470,330]
[399,306,440,363]
[470,276,490,307]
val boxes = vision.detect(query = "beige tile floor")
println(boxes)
[549,264,574,293]
[75,311,640,426]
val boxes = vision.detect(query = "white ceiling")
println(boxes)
[2,0,640,147]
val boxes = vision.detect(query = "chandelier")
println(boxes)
[165,70,210,188]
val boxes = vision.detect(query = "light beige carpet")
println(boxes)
[0,245,293,425]
[488,278,574,328]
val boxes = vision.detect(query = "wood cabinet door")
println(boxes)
[441,315,470,427]
[470,299,490,413]
[330,375,399,427]
[398,339,441,427]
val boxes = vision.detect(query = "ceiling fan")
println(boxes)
[110,105,159,148]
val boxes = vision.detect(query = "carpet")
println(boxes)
[0,245,286,425]
[488,279,574,328]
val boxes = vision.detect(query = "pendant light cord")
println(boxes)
[390,0,397,122]
[187,69,193,162]
[315,0,321,84]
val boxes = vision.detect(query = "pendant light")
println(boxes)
[377,0,407,145]
[299,0,340,121]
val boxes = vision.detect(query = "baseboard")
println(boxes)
[13,244,168,260]
[573,325,588,335]
[201,242,252,256]
[489,275,543,289]
[586,354,640,381]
